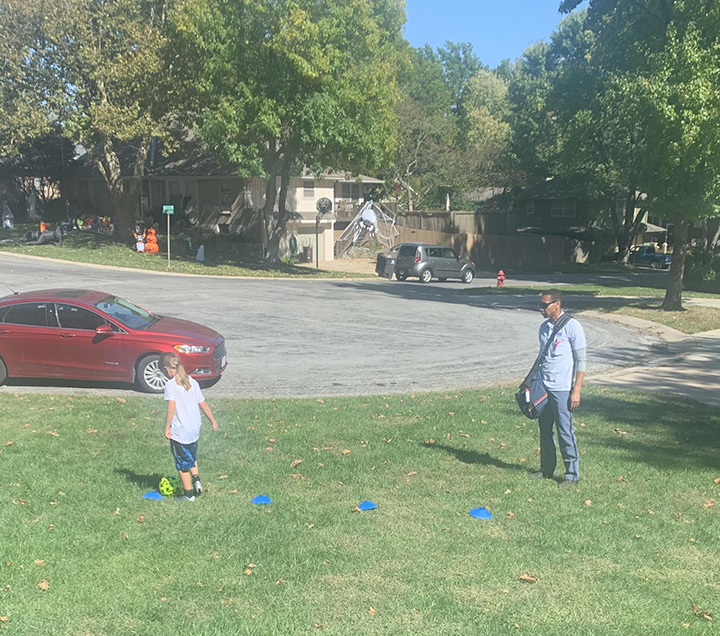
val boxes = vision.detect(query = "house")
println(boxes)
[62,140,383,261]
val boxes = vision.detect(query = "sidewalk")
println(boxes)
[296,258,377,275]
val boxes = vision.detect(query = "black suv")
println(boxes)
[377,243,475,283]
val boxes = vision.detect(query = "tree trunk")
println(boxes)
[265,158,291,265]
[661,218,689,311]
[94,137,149,239]
[261,143,280,263]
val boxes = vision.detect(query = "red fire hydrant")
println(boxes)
[497,269,506,287]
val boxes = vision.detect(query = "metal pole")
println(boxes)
[315,217,319,268]
[167,212,171,269]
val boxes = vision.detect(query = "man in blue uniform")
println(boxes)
[530,290,586,488]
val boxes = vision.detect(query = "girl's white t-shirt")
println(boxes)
[164,375,205,444]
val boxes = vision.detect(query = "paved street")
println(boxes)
[0,253,664,398]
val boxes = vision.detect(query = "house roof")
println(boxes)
[68,139,384,184]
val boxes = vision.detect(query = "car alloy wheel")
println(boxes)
[136,354,168,393]
[462,269,474,284]
[0,357,7,386]
[420,269,433,283]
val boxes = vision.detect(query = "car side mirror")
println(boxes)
[95,324,113,336]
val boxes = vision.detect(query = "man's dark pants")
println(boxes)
[538,390,579,481]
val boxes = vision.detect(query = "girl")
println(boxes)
[160,351,218,501]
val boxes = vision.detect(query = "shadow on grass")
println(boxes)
[115,468,163,491]
[422,441,529,472]
[582,390,720,472]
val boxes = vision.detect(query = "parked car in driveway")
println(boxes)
[628,245,672,269]
[386,243,475,283]
[0,289,227,393]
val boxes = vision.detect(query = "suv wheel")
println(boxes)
[461,269,474,284]
[420,268,433,283]
[396,272,407,281]
[135,354,168,393]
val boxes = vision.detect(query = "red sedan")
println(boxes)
[0,289,227,392]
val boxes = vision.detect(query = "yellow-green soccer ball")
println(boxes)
[158,476,180,497]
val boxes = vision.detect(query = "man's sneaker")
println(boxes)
[529,471,552,480]
[558,479,578,489]
[193,479,202,496]
[176,494,196,502]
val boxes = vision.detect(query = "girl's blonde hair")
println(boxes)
[160,351,191,391]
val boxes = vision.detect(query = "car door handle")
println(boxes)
[60,333,76,338]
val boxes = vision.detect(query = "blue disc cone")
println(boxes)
[469,507,492,519]
[357,500,378,511]
[251,495,272,504]
[142,491,164,500]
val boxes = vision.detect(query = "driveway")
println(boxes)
[0,253,665,398]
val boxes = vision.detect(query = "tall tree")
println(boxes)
[0,0,182,235]
[179,0,404,263]
[560,0,720,309]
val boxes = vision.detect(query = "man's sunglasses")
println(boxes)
[538,299,558,309]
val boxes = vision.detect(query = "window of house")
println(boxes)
[303,180,315,198]
[219,180,232,206]
[141,180,150,209]
[341,183,362,201]
[168,180,183,209]
[526,201,535,215]
[551,199,576,218]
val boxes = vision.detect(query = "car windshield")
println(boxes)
[94,296,159,330]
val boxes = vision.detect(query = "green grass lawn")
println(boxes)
[0,226,372,279]
[465,287,720,334]
[1,387,718,635]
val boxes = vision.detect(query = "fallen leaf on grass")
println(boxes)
[86,429,98,434]
[704,500,716,509]
[38,580,49,591]
[268,438,276,443]
[114,508,120,515]
[715,477,720,485]
[218,475,228,479]
[137,515,144,523]
[611,428,627,435]
[407,471,417,477]
[507,511,515,518]
[290,459,303,469]
[369,607,377,617]
[116,398,126,403]
[47,431,59,437]
[229,489,238,494]
[12,500,27,505]
[617,476,628,482]
[244,568,253,576]
[275,578,285,585]
[692,604,713,621]
[585,500,592,506]
[316,399,324,404]
[0,616,9,623]
[341,449,351,455]
[314,623,328,629]
[34,560,44,566]
[4,441,13,446]
[459,432,469,438]
[265,447,274,452]
[519,573,539,583]
[290,473,305,480]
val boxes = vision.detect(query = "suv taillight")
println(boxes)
[415,249,421,263]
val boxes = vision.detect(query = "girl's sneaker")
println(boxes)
[175,494,195,502]
[193,479,202,496]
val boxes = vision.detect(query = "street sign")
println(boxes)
[163,205,174,215]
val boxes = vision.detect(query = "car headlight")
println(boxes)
[174,344,211,354]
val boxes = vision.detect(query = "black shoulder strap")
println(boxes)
[522,313,572,386]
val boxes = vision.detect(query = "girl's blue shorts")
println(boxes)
[170,439,198,471]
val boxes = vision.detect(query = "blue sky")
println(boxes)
[403,0,572,68]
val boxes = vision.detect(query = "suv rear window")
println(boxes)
[398,245,417,257]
